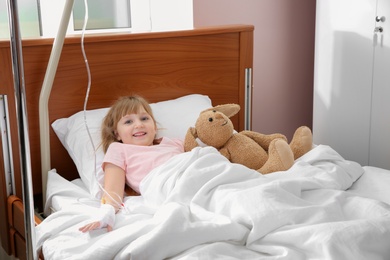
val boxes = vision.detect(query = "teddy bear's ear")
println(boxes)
[202,104,240,118]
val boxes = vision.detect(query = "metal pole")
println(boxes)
[40,0,75,208]
[6,0,37,259]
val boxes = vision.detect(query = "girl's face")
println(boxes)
[115,108,157,146]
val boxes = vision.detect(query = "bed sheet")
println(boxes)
[347,166,390,205]
[44,169,91,216]
[37,145,390,260]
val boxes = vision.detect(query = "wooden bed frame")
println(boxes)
[0,24,253,259]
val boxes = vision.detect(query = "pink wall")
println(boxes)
[193,0,316,140]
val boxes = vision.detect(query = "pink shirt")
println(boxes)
[102,137,183,193]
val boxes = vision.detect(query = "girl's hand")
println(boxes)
[79,221,113,233]
[79,204,115,233]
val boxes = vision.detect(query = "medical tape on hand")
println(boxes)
[97,203,115,229]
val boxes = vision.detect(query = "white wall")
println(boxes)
[149,0,193,31]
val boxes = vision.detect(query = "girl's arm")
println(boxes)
[101,163,126,210]
[79,163,125,232]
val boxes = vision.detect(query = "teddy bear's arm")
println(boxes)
[219,147,231,160]
[184,127,199,152]
[240,131,287,151]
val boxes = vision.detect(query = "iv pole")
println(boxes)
[6,0,36,259]
[7,0,75,258]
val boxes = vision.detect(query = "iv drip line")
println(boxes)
[80,0,125,211]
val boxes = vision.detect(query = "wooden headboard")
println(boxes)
[0,24,253,201]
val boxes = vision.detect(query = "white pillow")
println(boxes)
[51,94,212,198]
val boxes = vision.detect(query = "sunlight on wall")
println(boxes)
[314,0,376,109]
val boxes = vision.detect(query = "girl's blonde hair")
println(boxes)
[101,95,156,152]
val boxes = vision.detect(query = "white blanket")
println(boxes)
[36,145,390,260]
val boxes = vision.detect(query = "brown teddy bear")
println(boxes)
[184,104,313,174]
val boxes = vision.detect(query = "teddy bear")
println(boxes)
[184,104,313,174]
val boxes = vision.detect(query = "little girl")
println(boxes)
[79,95,183,232]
